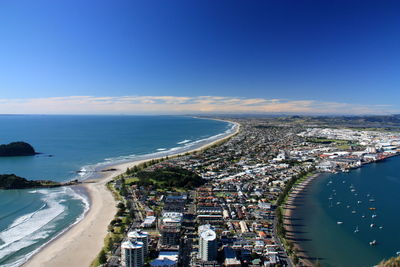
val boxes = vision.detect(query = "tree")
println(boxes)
[116,209,125,216]
[106,236,114,251]
[117,202,126,210]
[98,249,107,264]
[293,254,299,265]
[120,183,128,197]
[129,208,136,219]
[126,200,133,210]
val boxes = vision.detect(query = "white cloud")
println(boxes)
[0,95,396,115]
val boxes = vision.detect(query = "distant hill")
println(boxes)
[0,142,37,156]
[236,114,400,130]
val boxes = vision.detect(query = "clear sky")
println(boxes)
[1,0,399,114]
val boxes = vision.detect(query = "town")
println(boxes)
[99,118,400,267]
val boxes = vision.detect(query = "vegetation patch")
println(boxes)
[128,166,206,190]
[0,174,62,189]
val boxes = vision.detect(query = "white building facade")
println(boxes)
[198,229,217,261]
[121,240,144,267]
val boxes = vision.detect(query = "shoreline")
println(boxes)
[283,173,320,267]
[24,120,240,267]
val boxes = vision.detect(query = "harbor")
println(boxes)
[290,155,400,267]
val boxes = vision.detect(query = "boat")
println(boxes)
[369,199,375,202]
[372,214,377,218]
[362,214,366,218]
[370,223,375,228]
[347,205,351,208]
[351,189,356,192]
[354,226,359,233]
[379,226,384,229]
[352,210,356,214]
[357,201,362,204]
[369,240,377,246]
[337,221,343,225]
[336,202,341,205]
[369,207,376,210]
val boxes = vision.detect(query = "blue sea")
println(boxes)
[294,156,400,267]
[0,115,234,266]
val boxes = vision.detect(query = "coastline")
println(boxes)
[24,120,240,267]
[283,173,320,267]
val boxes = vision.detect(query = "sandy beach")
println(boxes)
[25,121,239,267]
[283,173,319,267]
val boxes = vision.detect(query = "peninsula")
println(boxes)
[0,174,78,189]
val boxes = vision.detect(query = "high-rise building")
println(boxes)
[160,212,183,247]
[121,240,144,267]
[198,224,215,235]
[128,230,149,255]
[199,229,217,261]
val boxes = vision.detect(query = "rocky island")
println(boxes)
[0,141,37,156]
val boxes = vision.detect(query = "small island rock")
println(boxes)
[0,142,37,157]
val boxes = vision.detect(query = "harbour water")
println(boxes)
[294,156,400,267]
[0,115,233,266]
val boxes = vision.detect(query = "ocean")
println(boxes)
[0,115,234,266]
[294,156,400,267]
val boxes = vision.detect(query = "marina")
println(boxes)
[292,155,400,267]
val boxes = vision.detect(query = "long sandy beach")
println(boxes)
[283,173,319,267]
[25,121,239,267]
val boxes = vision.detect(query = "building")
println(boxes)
[197,214,223,225]
[150,258,177,267]
[239,221,249,233]
[128,230,149,255]
[199,229,217,262]
[160,226,181,247]
[163,194,187,213]
[121,240,144,267]
[141,215,156,228]
[150,251,179,267]
[160,212,183,247]
[223,247,241,267]
[198,224,215,235]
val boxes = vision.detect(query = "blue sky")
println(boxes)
[0,0,399,114]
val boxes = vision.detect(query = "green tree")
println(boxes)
[106,236,114,251]
[98,249,107,264]
[293,254,299,265]
[117,202,126,210]
[120,183,128,197]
